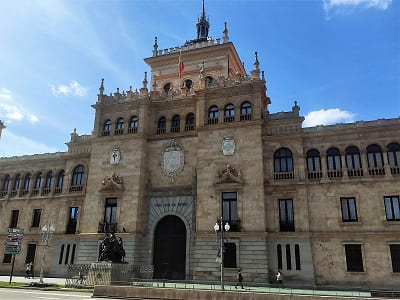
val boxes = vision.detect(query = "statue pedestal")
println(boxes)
[86,262,129,286]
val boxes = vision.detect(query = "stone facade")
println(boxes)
[0,9,399,289]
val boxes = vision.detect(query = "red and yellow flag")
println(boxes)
[178,51,184,78]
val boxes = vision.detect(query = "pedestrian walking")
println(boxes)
[276,270,283,286]
[235,269,244,289]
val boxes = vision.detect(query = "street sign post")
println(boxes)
[6,228,24,284]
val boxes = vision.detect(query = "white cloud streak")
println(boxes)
[323,0,392,17]
[0,130,60,157]
[303,108,355,127]
[0,88,39,124]
[49,80,87,97]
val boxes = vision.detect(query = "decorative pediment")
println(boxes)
[100,172,124,192]
[215,164,244,185]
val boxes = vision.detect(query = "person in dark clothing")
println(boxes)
[235,269,244,289]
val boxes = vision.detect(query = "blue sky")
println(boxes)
[0,0,398,157]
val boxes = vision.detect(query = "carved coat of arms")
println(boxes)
[221,135,235,156]
[109,147,121,165]
[161,139,184,182]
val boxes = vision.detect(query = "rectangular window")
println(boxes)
[9,210,19,228]
[31,209,42,227]
[390,244,400,273]
[295,244,301,270]
[277,244,282,270]
[223,242,237,268]
[345,244,364,272]
[104,198,117,224]
[341,197,358,222]
[3,253,12,263]
[59,244,65,264]
[66,207,79,234]
[25,244,36,264]
[222,192,239,231]
[64,244,70,264]
[384,196,400,221]
[279,199,295,231]
[70,244,76,264]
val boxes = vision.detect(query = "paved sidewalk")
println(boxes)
[0,275,66,285]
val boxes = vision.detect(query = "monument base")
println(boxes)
[86,262,130,286]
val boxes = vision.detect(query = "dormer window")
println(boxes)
[184,79,193,89]
[163,83,171,93]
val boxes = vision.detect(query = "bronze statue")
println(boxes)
[98,233,126,263]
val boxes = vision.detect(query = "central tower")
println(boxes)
[196,0,209,40]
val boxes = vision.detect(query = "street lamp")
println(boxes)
[214,217,230,290]
[39,223,55,284]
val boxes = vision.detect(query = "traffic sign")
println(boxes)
[8,228,24,234]
[5,241,21,246]
[5,250,20,255]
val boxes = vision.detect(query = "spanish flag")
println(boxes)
[178,51,184,78]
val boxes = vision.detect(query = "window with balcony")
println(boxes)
[100,198,117,233]
[384,196,400,221]
[222,192,239,231]
[367,144,384,175]
[390,244,400,273]
[279,199,295,231]
[306,149,322,179]
[102,119,111,136]
[171,115,180,133]
[387,143,400,175]
[341,197,358,222]
[327,147,342,178]
[344,244,364,272]
[21,173,31,196]
[224,104,235,123]
[31,209,42,227]
[70,165,84,192]
[184,79,193,90]
[240,101,252,121]
[10,210,19,228]
[274,148,294,179]
[66,207,79,234]
[13,174,20,191]
[345,146,363,177]
[43,171,52,194]
[55,170,64,193]
[128,116,138,133]
[185,113,195,131]
[208,106,219,124]
[157,116,166,134]
[115,118,124,135]
[32,172,42,195]
[0,174,9,197]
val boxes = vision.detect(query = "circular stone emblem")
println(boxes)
[221,135,235,156]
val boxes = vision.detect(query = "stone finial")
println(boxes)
[292,100,300,116]
[70,128,78,142]
[99,78,104,95]
[129,85,132,92]
[152,75,157,91]
[262,71,265,81]
[152,37,158,57]
[253,51,260,70]
[142,71,148,89]
[223,22,229,43]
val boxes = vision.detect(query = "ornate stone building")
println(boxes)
[0,4,399,289]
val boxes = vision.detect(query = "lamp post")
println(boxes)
[39,223,55,284]
[214,217,230,290]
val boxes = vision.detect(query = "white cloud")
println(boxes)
[49,80,87,97]
[323,0,392,17]
[0,130,59,157]
[303,108,355,127]
[0,88,39,124]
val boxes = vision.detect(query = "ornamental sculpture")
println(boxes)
[98,233,126,263]
[109,147,121,165]
[216,164,244,184]
[100,172,124,191]
[161,139,184,183]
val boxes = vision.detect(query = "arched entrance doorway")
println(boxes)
[153,215,186,280]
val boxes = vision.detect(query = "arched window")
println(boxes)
[295,244,301,270]
[208,106,218,120]
[205,76,213,86]
[367,144,383,168]
[171,115,180,132]
[157,116,166,134]
[286,244,292,270]
[103,119,111,136]
[71,165,85,186]
[240,102,252,121]
[163,83,171,93]
[116,118,124,129]
[387,143,400,167]
[2,175,10,192]
[326,147,341,170]
[13,174,20,191]
[45,171,53,189]
[56,170,65,191]
[23,173,31,191]
[34,172,42,190]
[224,104,235,123]
[184,79,193,89]
[306,149,321,171]
[345,146,362,169]
[128,116,138,134]
[274,148,293,172]
[185,113,195,131]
